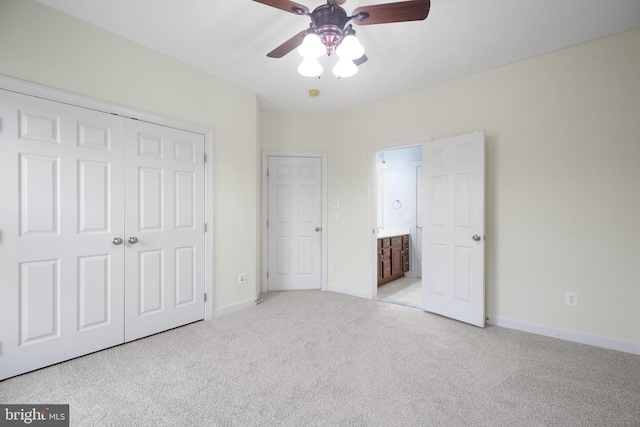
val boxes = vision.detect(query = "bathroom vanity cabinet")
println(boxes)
[377,234,409,286]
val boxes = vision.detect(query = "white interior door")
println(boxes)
[124,120,206,342]
[0,90,126,380]
[422,131,485,327]
[267,156,322,290]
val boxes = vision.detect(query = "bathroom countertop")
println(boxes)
[377,227,410,239]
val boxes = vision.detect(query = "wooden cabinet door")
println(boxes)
[391,246,402,276]
[402,255,410,272]
[382,259,392,279]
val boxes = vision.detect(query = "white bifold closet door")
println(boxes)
[124,120,205,342]
[0,89,205,380]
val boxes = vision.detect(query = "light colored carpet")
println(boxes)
[1,291,639,426]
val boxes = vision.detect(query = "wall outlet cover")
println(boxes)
[239,272,248,284]
[565,292,578,306]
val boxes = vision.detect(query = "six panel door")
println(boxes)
[267,157,322,290]
[422,131,485,327]
[0,90,126,380]
[124,120,205,342]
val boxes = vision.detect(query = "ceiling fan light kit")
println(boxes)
[297,29,364,78]
[255,0,431,78]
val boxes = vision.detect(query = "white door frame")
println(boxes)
[0,75,216,321]
[368,137,430,299]
[411,161,423,278]
[261,151,328,293]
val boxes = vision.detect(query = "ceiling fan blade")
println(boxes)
[253,0,309,15]
[354,54,368,66]
[267,30,307,58]
[352,0,430,26]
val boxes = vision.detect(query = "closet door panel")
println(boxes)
[0,90,126,380]
[124,120,205,342]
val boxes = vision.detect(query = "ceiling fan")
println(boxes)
[253,0,431,78]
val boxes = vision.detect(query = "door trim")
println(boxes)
[0,74,216,321]
[368,137,431,299]
[261,151,328,294]
[411,160,422,279]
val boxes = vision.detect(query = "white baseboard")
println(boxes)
[488,316,640,355]
[212,298,256,319]
[326,284,372,299]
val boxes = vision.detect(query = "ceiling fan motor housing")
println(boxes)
[310,4,351,54]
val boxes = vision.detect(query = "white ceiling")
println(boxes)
[35,0,640,113]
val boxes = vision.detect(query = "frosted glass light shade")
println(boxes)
[298,58,323,77]
[298,34,325,58]
[332,58,358,78]
[336,35,365,60]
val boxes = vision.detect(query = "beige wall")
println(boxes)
[0,0,261,310]
[262,28,640,345]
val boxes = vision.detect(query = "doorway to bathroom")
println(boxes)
[374,145,423,308]
[370,132,487,327]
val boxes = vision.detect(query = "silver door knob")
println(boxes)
[128,236,139,244]
[315,227,322,232]
[112,237,123,245]
[472,234,482,242]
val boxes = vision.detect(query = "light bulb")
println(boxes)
[336,34,365,60]
[332,58,358,78]
[298,34,325,58]
[298,58,323,77]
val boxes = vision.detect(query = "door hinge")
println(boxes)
[266,271,269,278]
[266,219,268,228]
[204,223,208,232]
[204,153,208,163]
[204,292,207,302]
[266,168,269,177]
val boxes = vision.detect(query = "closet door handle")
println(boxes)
[128,236,139,244]
[112,237,123,245]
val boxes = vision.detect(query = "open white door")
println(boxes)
[422,131,485,327]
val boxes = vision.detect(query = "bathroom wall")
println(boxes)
[378,146,423,230]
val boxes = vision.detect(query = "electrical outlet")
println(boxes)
[333,213,339,222]
[332,263,339,272]
[565,292,578,306]
[238,272,248,284]
[333,199,340,208]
